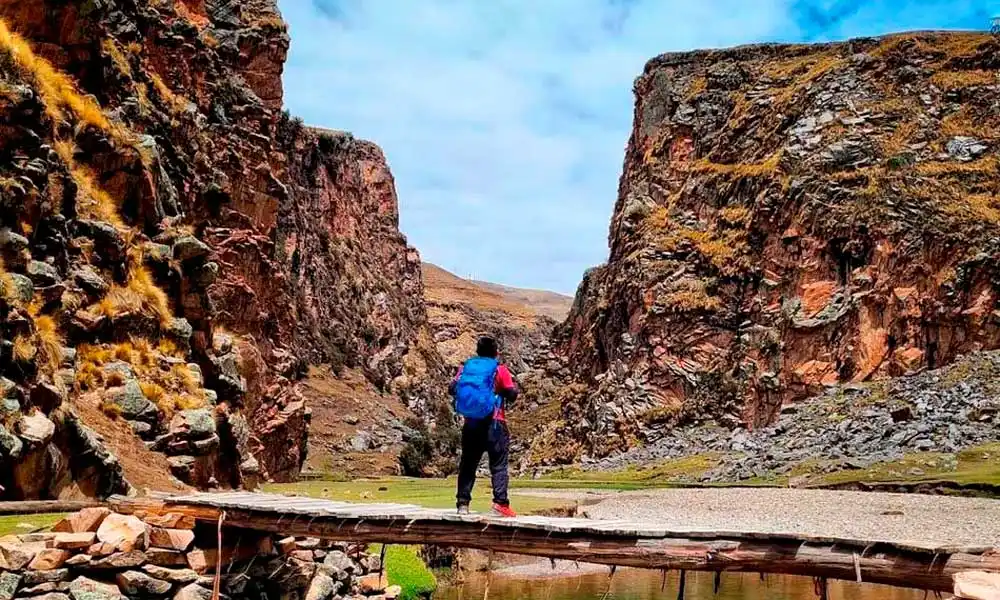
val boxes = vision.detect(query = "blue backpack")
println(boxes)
[454,357,500,419]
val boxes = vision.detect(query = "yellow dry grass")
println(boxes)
[76,340,206,418]
[660,279,722,312]
[12,334,35,363]
[150,73,189,113]
[691,151,782,177]
[930,70,998,89]
[102,39,133,79]
[0,19,130,142]
[33,315,63,376]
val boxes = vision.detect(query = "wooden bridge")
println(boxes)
[108,491,1000,594]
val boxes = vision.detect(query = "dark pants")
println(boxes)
[456,418,510,507]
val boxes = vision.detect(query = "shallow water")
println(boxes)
[436,568,926,600]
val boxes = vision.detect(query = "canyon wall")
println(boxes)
[0,0,444,497]
[533,32,1000,463]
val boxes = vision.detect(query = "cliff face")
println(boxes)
[0,0,442,497]
[422,263,570,373]
[536,32,1000,463]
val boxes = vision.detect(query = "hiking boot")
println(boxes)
[491,503,517,518]
[457,504,470,515]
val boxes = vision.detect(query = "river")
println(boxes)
[436,567,927,599]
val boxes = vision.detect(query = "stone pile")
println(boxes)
[576,350,1000,483]
[0,508,399,600]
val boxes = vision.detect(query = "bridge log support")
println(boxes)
[109,496,1000,594]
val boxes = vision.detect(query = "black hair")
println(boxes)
[476,336,498,358]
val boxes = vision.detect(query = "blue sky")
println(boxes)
[278,0,995,294]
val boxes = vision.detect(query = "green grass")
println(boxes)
[0,513,65,537]
[264,477,579,514]
[814,443,1000,488]
[375,545,437,600]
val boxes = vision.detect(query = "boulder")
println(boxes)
[85,543,116,557]
[173,583,212,600]
[8,274,33,303]
[172,236,211,262]
[189,262,218,287]
[303,572,337,600]
[385,585,402,600]
[68,576,126,600]
[141,514,195,530]
[0,541,43,569]
[53,533,97,550]
[168,410,216,441]
[53,508,111,534]
[141,566,198,584]
[27,549,72,570]
[0,572,20,600]
[0,425,23,460]
[71,267,109,296]
[21,582,69,595]
[165,318,193,341]
[144,549,187,567]
[115,571,172,596]
[30,381,67,414]
[26,593,68,600]
[22,570,70,585]
[356,573,387,595]
[148,528,194,552]
[96,514,147,552]
[105,382,157,422]
[64,555,92,567]
[88,551,147,570]
[16,412,55,446]
[27,260,61,287]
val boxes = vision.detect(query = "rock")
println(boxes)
[53,533,97,550]
[384,584,402,600]
[168,410,215,441]
[172,236,211,262]
[303,572,337,600]
[115,571,172,596]
[0,425,23,460]
[96,515,147,552]
[85,543,116,557]
[28,550,71,570]
[166,456,195,480]
[946,136,988,162]
[141,566,198,584]
[189,262,219,287]
[88,551,147,570]
[8,273,33,303]
[144,549,187,567]
[27,260,61,287]
[0,542,43,570]
[22,570,69,585]
[277,537,296,555]
[320,551,355,580]
[68,576,126,600]
[165,318,193,341]
[105,381,157,422]
[30,381,68,414]
[148,529,194,552]
[64,555,92,567]
[26,593,68,600]
[0,572,20,600]
[71,267,109,296]
[172,583,212,600]
[53,508,111,534]
[141,514,195,530]
[16,413,55,446]
[21,582,69,595]
[356,573,387,595]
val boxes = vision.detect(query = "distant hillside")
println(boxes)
[421,264,571,370]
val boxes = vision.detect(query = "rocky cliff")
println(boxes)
[532,32,1000,464]
[0,0,443,497]
[422,263,570,373]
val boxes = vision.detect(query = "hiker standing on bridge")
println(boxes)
[450,336,519,517]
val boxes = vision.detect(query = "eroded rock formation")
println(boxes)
[532,32,1000,464]
[0,0,444,496]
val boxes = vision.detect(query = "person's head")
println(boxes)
[476,336,498,358]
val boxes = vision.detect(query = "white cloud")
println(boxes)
[278,0,995,293]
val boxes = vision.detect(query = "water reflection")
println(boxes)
[437,568,927,600]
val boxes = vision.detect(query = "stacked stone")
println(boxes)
[0,509,400,600]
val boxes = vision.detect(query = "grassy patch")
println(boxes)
[373,545,436,600]
[813,443,1000,488]
[0,513,65,537]
[264,477,573,514]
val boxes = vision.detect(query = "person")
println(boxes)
[449,335,519,517]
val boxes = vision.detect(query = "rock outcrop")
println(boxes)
[532,32,1000,464]
[0,1,444,496]
[422,263,571,373]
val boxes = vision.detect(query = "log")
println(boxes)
[0,501,103,515]
[109,496,1000,593]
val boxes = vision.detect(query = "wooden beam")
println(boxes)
[0,500,103,515]
[108,497,1000,593]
